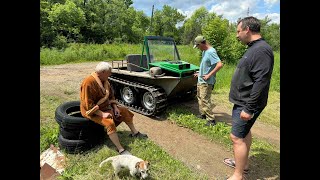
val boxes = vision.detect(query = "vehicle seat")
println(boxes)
[126,54,149,72]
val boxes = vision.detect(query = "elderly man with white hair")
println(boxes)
[80,61,148,155]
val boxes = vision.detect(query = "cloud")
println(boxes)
[253,12,280,24]
[264,0,279,7]
[208,0,259,23]
[267,13,280,24]
[132,0,280,24]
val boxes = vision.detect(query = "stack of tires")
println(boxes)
[55,101,106,154]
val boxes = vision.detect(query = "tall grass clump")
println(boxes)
[270,51,280,92]
[212,51,280,92]
[40,95,65,152]
[40,43,143,65]
[177,45,202,66]
[40,121,59,152]
[166,106,278,150]
[41,43,202,66]
[167,106,232,148]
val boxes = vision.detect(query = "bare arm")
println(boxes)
[202,61,223,80]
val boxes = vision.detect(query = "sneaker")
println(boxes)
[205,120,216,126]
[129,132,148,138]
[119,149,132,155]
[197,114,206,119]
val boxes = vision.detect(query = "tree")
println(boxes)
[123,0,133,8]
[131,10,150,43]
[260,16,280,51]
[40,0,55,47]
[220,31,246,64]
[202,14,229,55]
[151,5,185,42]
[79,0,137,43]
[48,0,86,43]
[181,7,208,45]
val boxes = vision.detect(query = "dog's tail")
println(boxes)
[99,157,113,168]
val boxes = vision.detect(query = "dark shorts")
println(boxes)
[231,104,262,138]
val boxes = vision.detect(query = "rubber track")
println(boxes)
[108,76,167,116]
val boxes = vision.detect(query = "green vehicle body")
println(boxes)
[109,36,200,116]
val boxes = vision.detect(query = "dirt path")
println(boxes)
[182,101,280,148]
[122,112,234,179]
[40,62,280,179]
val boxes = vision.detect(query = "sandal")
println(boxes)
[223,158,249,174]
[129,131,148,138]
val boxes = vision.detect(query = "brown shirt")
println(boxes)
[80,74,115,118]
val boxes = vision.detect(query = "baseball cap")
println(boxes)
[193,36,205,48]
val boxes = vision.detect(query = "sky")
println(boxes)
[132,0,280,25]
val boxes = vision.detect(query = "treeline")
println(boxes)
[40,0,280,64]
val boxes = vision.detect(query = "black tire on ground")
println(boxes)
[55,101,92,129]
[58,134,91,154]
[59,127,91,140]
[55,101,106,146]
[59,126,106,141]
[55,100,105,131]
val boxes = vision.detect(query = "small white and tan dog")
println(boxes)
[99,154,150,179]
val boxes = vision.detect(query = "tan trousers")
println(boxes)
[196,83,215,120]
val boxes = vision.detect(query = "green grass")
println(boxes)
[166,106,279,152]
[166,106,280,177]
[214,51,280,92]
[61,139,208,180]
[40,95,279,179]
[212,89,280,128]
[167,107,232,147]
[40,95,209,179]
[40,43,143,65]
[40,95,65,121]
[40,43,279,93]
[270,51,280,92]
[40,120,59,152]
[40,44,280,179]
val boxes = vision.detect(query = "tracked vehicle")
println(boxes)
[109,36,199,116]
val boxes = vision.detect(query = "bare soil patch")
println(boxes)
[40,62,280,179]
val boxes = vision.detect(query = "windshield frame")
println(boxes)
[143,36,181,64]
